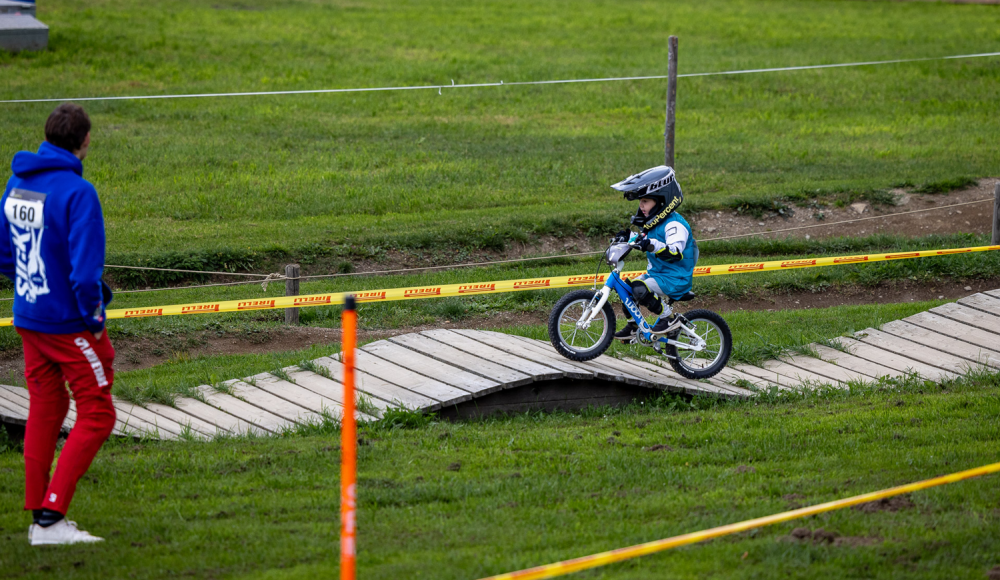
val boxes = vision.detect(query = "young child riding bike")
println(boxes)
[609,165,699,342]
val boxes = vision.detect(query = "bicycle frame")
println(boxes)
[580,269,705,353]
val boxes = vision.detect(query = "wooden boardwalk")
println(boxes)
[2,291,999,440]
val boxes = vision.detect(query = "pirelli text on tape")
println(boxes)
[0,244,996,327]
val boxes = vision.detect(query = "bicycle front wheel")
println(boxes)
[547,290,616,361]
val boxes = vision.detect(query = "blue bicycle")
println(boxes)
[548,232,732,379]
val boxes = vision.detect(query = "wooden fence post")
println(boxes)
[993,182,1000,246]
[665,35,678,168]
[284,264,300,325]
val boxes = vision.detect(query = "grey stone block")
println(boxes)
[0,14,48,52]
[0,1,35,17]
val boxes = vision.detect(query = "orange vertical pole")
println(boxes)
[340,295,357,580]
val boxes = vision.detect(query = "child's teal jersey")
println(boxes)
[643,213,698,299]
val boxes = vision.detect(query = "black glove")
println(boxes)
[612,229,630,243]
[636,237,654,252]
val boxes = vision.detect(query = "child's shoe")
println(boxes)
[650,314,676,335]
[614,321,639,342]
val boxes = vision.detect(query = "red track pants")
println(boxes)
[18,327,116,515]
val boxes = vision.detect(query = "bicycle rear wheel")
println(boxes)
[665,309,732,379]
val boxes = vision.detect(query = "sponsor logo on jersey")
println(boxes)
[355,291,388,302]
[568,275,606,285]
[238,299,276,310]
[404,287,441,298]
[458,283,496,293]
[125,308,163,318]
[693,266,713,275]
[294,295,332,305]
[182,304,220,314]
[513,279,551,289]
[833,256,868,264]
[728,263,764,272]
[886,252,920,260]
[780,259,817,268]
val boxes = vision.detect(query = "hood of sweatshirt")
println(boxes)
[11,141,83,178]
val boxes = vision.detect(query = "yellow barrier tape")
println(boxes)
[0,244,996,328]
[479,461,1000,580]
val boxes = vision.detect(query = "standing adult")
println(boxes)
[0,103,116,545]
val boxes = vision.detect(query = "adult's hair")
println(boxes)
[44,103,91,152]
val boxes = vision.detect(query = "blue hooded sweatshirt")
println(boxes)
[0,141,111,334]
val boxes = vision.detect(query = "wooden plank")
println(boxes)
[731,364,808,389]
[984,289,1000,300]
[854,329,977,375]
[388,334,535,388]
[112,401,184,440]
[139,402,220,438]
[879,320,1000,369]
[284,367,387,418]
[626,356,751,398]
[451,329,595,380]
[362,340,503,397]
[215,381,312,429]
[958,293,1000,317]
[930,303,1000,335]
[809,343,901,380]
[353,350,475,405]
[498,335,641,384]
[250,371,376,423]
[419,330,564,380]
[714,366,784,391]
[231,376,327,425]
[779,353,868,384]
[0,385,74,431]
[903,312,1000,355]
[312,356,436,411]
[833,337,959,382]
[0,398,27,424]
[760,359,842,387]
[175,391,268,436]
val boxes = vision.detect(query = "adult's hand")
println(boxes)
[92,330,103,341]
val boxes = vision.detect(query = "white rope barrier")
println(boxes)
[2,52,998,104]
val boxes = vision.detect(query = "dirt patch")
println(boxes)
[987,565,1000,580]
[783,493,806,508]
[690,178,998,243]
[785,527,882,547]
[853,496,915,513]
[644,444,674,452]
[735,465,756,474]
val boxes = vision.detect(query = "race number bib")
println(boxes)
[5,189,47,229]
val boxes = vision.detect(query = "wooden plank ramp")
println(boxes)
[2,290,998,440]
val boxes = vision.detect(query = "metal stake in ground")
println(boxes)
[340,295,358,580]
[664,35,678,168]
[285,264,300,325]
[992,182,999,245]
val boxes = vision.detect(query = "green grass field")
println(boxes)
[1,0,998,260]
[2,369,999,579]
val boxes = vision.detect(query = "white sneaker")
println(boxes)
[29,520,104,546]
